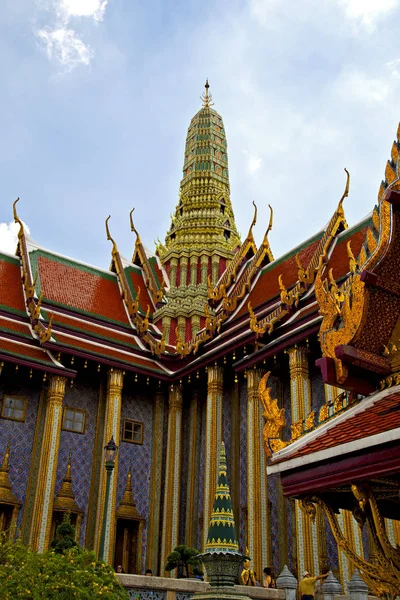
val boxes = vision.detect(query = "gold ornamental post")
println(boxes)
[202,364,223,549]
[29,375,67,552]
[160,384,183,575]
[94,368,124,563]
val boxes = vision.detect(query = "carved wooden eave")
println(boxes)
[315,126,400,394]
[130,209,165,307]
[214,204,274,317]
[0,445,20,507]
[248,174,349,339]
[106,216,166,357]
[13,199,54,346]
[208,201,259,304]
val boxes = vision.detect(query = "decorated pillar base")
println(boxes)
[192,590,250,600]
[200,552,243,588]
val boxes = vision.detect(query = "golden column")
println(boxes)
[246,367,269,579]
[169,258,178,287]
[29,375,67,552]
[146,387,165,574]
[94,368,124,563]
[287,346,319,577]
[180,257,188,287]
[287,345,311,421]
[185,389,200,548]
[160,384,183,575]
[190,256,198,286]
[200,256,209,286]
[211,255,220,285]
[202,364,223,549]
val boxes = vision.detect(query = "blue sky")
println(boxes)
[1,0,400,268]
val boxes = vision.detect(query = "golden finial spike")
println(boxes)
[201,79,214,108]
[338,168,350,214]
[347,241,358,273]
[13,197,24,238]
[126,469,132,491]
[130,208,139,238]
[247,201,257,238]
[65,454,72,480]
[1,443,10,469]
[267,204,273,234]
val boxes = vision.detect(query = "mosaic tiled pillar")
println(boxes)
[160,384,183,575]
[211,255,220,285]
[94,368,124,563]
[185,389,200,548]
[179,257,188,288]
[287,346,311,421]
[288,346,318,576]
[200,256,209,286]
[202,364,223,549]
[163,316,172,346]
[190,256,198,286]
[246,367,268,579]
[169,258,178,287]
[29,375,67,552]
[146,387,165,575]
[191,314,200,337]
[337,510,363,587]
[324,383,341,404]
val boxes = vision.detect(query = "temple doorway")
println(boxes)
[114,518,141,574]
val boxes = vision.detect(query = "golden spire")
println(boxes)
[53,454,81,513]
[0,443,20,506]
[116,469,142,520]
[105,215,118,256]
[200,79,214,108]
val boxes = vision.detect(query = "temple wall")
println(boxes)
[0,371,40,528]
[118,385,154,573]
[55,375,99,544]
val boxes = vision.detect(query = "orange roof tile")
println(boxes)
[51,331,166,374]
[44,311,140,350]
[0,335,56,368]
[0,316,31,339]
[30,251,130,326]
[278,392,400,461]
[0,255,26,316]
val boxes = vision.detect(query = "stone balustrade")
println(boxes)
[117,574,285,600]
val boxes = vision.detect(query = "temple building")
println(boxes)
[0,82,399,591]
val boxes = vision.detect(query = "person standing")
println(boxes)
[263,567,275,588]
[299,570,329,600]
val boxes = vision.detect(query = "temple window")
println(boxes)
[62,407,86,434]
[0,395,27,422]
[224,229,231,240]
[122,419,144,444]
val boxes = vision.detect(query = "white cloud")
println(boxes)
[59,0,108,22]
[37,27,94,70]
[248,155,262,174]
[338,0,397,27]
[36,0,109,70]
[334,69,391,105]
[0,221,30,256]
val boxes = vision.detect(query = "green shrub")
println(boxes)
[0,533,129,599]
[165,544,203,578]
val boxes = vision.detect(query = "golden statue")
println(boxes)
[240,555,257,586]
